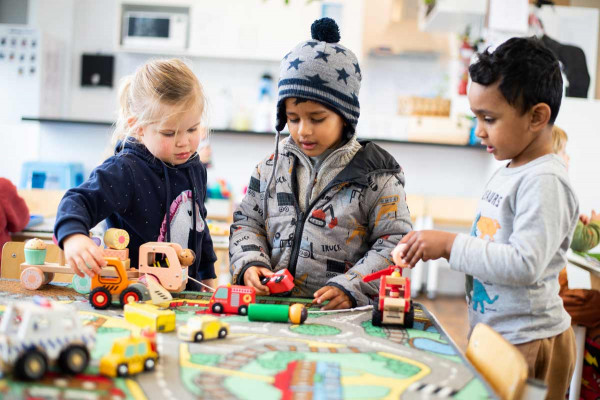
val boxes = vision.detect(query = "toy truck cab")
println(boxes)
[363,265,414,328]
[89,257,149,309]
[138,242,188,292]
[260,269,295,294]
[208,285,256,315]
[0,298,95,380]
[177,315,229,342]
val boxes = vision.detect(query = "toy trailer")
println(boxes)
[138,242,188,292]
[0,298,95,381]
[363,265,414,328]
[208,285,256,315]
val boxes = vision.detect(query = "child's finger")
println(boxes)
[402,240,419,265]
[314,288,336,305]
[313,286,328,298]
[248,273,270,295]
[399,231,414,244]
[82,251,101,275]
[391,244,407,265]
[89,245,107,269]
[321,295,347,310]
[68,259,84,277]
[408,247,423,268]
[73,255,94,278]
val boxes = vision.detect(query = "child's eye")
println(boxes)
[288,118,300,124]
[188,128,197,133]
[160,131,175,137]
[484,117,495,124]
[312,118,325,123]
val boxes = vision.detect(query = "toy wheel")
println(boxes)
[144,358,156,371]
[372,298,383,327]
[218,328,228,339]
[42,272,55,285]
[194,332,204,342]
[58,345,90,375]
[90,287,112,310]
[238,305,248,316]
[20,267,44,290]
[119,286,143,306]
[404,304,415,329]
[15,349,47,381]
[129,283,150,301]
[72,274,91,295]
[211,303,223,314]
[117,363,129,377]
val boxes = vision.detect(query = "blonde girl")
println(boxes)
[54,59,217,292]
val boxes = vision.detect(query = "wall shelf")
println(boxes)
[22,117,485,151]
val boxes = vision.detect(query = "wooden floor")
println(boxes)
[415,294,470,353]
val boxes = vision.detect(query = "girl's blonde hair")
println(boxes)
[551,125,568,154]
[112,58,207,148]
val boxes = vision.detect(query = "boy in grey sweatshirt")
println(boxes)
[394,37,579,399]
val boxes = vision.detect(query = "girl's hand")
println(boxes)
[63,233,106,277]
[398,230,457,268]
[591,210,599,224]
[312,286,351,310]
[200,278,216,292]
[243,266,273,295]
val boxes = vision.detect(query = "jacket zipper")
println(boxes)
[288,179,348,277]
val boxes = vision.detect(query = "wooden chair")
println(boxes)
[466,323,546,400]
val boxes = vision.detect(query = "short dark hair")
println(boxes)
[469,37,563,123]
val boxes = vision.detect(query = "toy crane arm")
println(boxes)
[363,266,397,282]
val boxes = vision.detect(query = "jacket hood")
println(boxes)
[335,140,402,186]
[115,138,200,173]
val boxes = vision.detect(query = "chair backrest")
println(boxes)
[466,323,528,400]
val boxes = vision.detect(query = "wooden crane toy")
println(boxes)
[363,264,414,328]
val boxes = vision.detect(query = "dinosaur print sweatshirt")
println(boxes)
[449,154,579,344]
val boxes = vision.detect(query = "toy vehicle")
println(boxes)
[363,265,414,328]
[124,301,176,332]
[177,315,230,342]
[99,335,158,377]
[260,269,295,294]
[89,257,150,309]
[0,298,96,381]
[208,284,256,315]
[18,239,190,297]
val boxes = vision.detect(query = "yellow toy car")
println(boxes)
[99,336,158,377]
[177,315,229,342]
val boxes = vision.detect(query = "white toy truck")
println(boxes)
[0,298,96,380]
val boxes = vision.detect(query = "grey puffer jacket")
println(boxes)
[229,136,412,306]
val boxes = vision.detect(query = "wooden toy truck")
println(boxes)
[363,265,414,328]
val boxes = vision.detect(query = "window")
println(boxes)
[125,345,135,358]
[138,343,147,355]
[214,288,228,300]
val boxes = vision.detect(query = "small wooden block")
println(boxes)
[2,242,71,282]
[102,248,129,260]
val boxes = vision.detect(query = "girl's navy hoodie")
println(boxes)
[54,139,217,289]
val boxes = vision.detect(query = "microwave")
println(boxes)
[122,11,188,50]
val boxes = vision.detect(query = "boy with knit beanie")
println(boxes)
[229,18,412,309]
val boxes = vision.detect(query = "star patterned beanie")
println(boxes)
[275,18,362,134]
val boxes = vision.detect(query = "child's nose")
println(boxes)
[475,122,486,138]
[298,120,311,136]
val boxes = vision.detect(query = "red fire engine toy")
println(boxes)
[208,284,256,315]
[261,269,295,294]
[363,265,414,328]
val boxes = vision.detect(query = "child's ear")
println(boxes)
[529,103,551,132]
